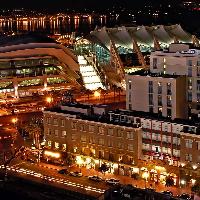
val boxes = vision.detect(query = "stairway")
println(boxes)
[78,55,105,91]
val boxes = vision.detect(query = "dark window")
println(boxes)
[148,81,153,93]
[158,107,162,115]
[153,58,157,69]
[158,95,162,106]
[188,92,192,102]
[149,94,153,105]
[167,96,172,107]
[188,67,192,77]
[158,82,162,94]
[149,106,153,113]
[197,80,200,91]
[188,60,192,66]
[167,83,172,95]
[167,108,172,118]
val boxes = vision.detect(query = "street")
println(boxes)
[0,157,193,197]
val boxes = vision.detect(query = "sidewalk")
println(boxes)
[38,162,191,196]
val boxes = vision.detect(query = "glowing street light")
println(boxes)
[46,96,53,104]
[180,179,186,187]
[94,91,100,99]
[11,117,18,124]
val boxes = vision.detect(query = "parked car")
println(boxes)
[106,178,120,185]
[178,193,192,200]
[161,190,173,199]
[58,169,69,175]
[162,191,173,196]
[88,175,103,182]
[69,171,83,177]
[27,158,36,163]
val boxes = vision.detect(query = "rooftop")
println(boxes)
[127,69,182,78]
[44,103,200,133]
[0,33,57,47]
[45,106,139,128]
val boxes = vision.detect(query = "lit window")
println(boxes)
[61,120,65,127]
[107,140,113,147]
[117,142,124,149]
[107,128,113,136]
[89,136,95,144]
[72,134,76,141]
[89,125,95,132]
[98,126,104,134]
[55,130,59,136]
[48,141,51,147]
[117,129,123,137]
[81,135,87,142]
[185,139,193,148]
[80,124,85,131]
[128,144,134,151]
[61,131,67,137]
[53,119,58,126]
[185,154,192,161]
[71,122,77,130]
[62,144,67,150]
[127,132,134,140]
[98,138,104,145]
[55,142,59,149]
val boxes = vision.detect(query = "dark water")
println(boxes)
[0,15,118,36]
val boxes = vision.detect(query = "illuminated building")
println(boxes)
[43,102,200,185]
[126,43,200,119]
[75,24,199,88]
[0,33,80,99]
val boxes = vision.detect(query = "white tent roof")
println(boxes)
[89,24,194,50]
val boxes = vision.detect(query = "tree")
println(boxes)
[165,176,174,187]
[65,153,75,166]
[22,117,43,147]
[98,163,110,174]
[192,178,200,196]
[131,173,140,180]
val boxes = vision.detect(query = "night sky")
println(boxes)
[1,0,179,10]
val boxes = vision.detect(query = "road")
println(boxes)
[0,112,42,125]
[0,160,107,198]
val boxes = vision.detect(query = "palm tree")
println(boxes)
[112,85,117,102]
[85,89,92,101]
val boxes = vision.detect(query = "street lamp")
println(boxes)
[11,117,18,124]
[180,179,186,187]
[46,96,53,104]
[94,91,100,100]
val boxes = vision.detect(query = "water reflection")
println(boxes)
[0,15,116,35]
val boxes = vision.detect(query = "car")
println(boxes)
[178,193,192,200]
[161,191,173,199]
[88,175,103,182]
[162,190,173,196]
[105,178,120,185]
[69,171,83,177]
[58,169,69,175]
[27,158,36,163]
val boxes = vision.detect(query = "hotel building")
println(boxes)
[43,103,200,186]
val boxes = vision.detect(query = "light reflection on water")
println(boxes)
[0,15,117,35]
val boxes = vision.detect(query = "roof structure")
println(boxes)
[90,24,194,51]
[0,33,80,84]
